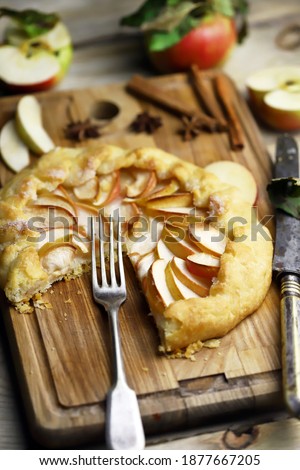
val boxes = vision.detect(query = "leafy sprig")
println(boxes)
[267,177,300,219]
[121,0,248,51]
[0,8,59,38]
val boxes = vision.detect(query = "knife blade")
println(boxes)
[273,134,300,417]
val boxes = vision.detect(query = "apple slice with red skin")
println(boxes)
[165,261,199,300]
[73,177,99,201]
[125,169,157,199]
[145,179,180,201]
[74,202,99,237]
[127,221,162,257]
[189,223,227,257]
[186,253,220,279]
[161,224,198,259]
[34,226,74,251]
[145,192,193,210]
[146,259,175,315]
[93,171,120,207]
[205,161,258,205]
[31,194,77,219]
[170,257,210,297]
[25,205,76,230]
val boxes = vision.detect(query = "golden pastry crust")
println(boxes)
[0,145,273,351]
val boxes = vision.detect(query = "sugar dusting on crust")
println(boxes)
[1,220,28,232]
[208,195,225,216]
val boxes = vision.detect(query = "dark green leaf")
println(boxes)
[167,0,183,5]
[0,8,59,37]
[120,0,166,27]
[147,14,199,51]
[267,177,300,219]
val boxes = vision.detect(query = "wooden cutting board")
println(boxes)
[0,72,281,448]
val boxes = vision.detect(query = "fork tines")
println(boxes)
[91,211,126,294]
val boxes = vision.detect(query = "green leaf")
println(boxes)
[267,177,300,219]
[211,0,234,17]
[142,2,200,32]
[147,14,199,51]
[167,0,183,5]
[0,8,59,37]
[120,0,166,27]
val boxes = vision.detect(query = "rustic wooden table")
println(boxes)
[0,0,300,450]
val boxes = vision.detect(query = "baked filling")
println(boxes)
[0,145,273,351]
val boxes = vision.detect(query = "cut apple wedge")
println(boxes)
[186,253,220,279]
[93,171,120,207]
[155,238,174,262]
[25,205,76,230]
[0,119,30,172]
[39,241,77,273]
[125,169,157,198]
[205,161,257,205]
[189,223,227,256]
[161,225,197,259]
[146,259,175,315]
[74,202,99,236]
[145,192,193,210]
[73,177,99,201]
[34,226,74,250]
[171,257,210,296]
[16,95,55,155]
[165,261,200,300]
[136,250,156,282]
[32,194,77,219]
[127,222,161,257]
[145,179,180,201]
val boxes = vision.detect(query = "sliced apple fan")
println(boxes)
[0,145,273,351]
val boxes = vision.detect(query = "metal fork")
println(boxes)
[90,212,145,450]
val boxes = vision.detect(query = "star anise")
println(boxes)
[180,115,203,141]
[64,119,101,142]
[129,111,162,134]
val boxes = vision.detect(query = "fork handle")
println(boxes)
[106,382,145,450]
[106,307,145,450]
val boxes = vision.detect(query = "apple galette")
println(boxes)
[0,145,273,351]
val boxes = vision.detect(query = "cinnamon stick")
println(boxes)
[190,64,228,131]
[214,75,244,151]
[127,74,221,132]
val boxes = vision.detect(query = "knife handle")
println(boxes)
[280,273,300,416]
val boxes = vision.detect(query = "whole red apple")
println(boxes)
[147,15,237,73]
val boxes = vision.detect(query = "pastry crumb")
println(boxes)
[77,290,82,295]
[141,366,149,372]
[203,338,221,349]
[16,302,33,314]
[64,298,72,304]
[50,289,54,294]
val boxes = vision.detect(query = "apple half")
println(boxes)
[246,66,300,130]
